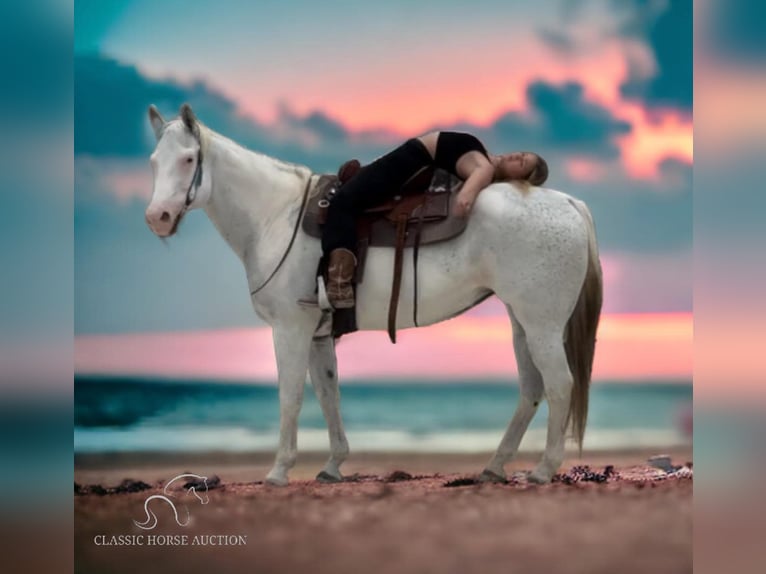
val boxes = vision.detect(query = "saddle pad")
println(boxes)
[302,169,468,248]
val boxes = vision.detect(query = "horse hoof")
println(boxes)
[478,469,508,484]
[316,471,342,483]
[527,472,551,485]
[265,475,288,487]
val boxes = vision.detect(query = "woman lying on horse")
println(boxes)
[322,131,549,309]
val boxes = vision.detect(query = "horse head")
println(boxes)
[187,476,210,505]
[145,103,212,237]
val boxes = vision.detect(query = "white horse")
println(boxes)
[145,103,602,486]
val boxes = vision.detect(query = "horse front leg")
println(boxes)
[308,335,350,482]
[265,323,313,486]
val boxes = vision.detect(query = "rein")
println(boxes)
[249,174,314,297]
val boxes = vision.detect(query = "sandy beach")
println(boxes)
[75,448,692,574]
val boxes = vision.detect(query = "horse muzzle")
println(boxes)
[145,203,183,237]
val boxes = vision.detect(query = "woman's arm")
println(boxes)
[452,163,494,217]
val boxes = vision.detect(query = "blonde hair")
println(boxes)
[510,179,533,193]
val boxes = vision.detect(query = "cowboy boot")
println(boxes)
[326,248,356,309]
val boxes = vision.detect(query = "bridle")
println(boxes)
[184,145,204,208]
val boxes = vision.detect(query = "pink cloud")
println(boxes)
[564,158,609,183]
[615,105,692,180]
[106,167,153,203]
[77,157,152,203]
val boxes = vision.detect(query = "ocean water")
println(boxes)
[74,377,692,454]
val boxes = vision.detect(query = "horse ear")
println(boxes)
[148,105,166,140]
[180,103,202,141]
[180,103,197,131]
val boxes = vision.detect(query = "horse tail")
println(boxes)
[564,199,603,454]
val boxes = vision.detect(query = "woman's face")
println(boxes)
[495,152,539,180]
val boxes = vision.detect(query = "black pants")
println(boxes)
[322,138,433,255]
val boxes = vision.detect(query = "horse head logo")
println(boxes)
[133,473,210,530]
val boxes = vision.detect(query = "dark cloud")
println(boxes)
[487,81,631,158]
[75,53,391,172]
[536,28,578,56]
[293,109,348,142]
[272,105,394,171]
[658,157,691,179]
[75,53,272,157]
[539,1,691,111]
[76,54,190,156]
[618,0,692,111]
[705,0,766,63]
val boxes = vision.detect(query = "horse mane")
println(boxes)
[196,122,309,179]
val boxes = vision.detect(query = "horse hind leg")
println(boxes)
[481,307,544,482]
[308,336,350,482]
[521,325,574,484]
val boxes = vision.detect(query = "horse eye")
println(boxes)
[186,157,194,164]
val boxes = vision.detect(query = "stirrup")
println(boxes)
[328,291,355,309]
[297,277,333,310]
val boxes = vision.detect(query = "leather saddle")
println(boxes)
[302,160,467,343]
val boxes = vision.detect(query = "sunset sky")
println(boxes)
[74,0,693,382]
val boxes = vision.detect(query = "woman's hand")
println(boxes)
[453,194,474,217]
[452,163,493,218]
